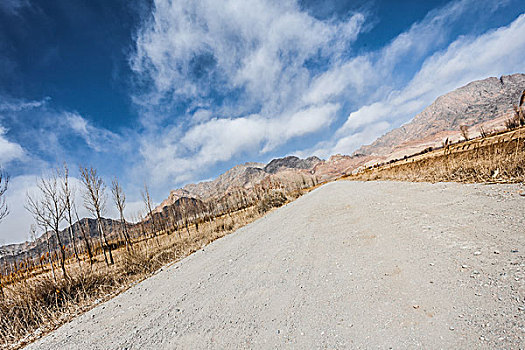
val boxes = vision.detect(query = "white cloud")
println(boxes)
[132,0,364,109]
[0,97,49,112]
[0,126,26,164]
[142,103,340,183]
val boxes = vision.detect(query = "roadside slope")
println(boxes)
[26,181,525,349]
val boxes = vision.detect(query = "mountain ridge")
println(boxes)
[355,73,525,160]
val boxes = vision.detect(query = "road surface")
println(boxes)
[27,181,525,349]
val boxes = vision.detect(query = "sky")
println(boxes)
[0,0,524,244]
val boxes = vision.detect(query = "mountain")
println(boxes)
[356,73,525,160]
[263,156,322,174]
[0,218,121,266]
[157,162,266,210]
[156,157,324,212]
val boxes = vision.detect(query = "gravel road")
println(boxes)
[26,181,525,349]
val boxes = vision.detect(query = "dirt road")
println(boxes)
[26,181,525,349]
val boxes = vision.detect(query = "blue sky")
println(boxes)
[0,0,524,243]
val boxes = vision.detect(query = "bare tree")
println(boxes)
[111,177,132,250]
[39,223,56,280]
[0,169,9,223]
[516,90,525,126]
[26,172,68,280]
[61,163,81,266]
[141,183,157,236]
[74,206,93,266]
[80,166,114,265]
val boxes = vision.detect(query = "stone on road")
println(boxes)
[26,181,525,349]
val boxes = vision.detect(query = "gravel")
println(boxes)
[25,181,525,349]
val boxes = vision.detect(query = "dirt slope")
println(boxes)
[26,181,525,349]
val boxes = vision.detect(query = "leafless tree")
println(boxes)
[29,224,37,242]
[80,166,114,265]
[74,206,93,266]
[111,177,132,250]
[0,169,9,223]
[141,183,157,236]
[36,222,56,280]
[61,163,81,266]
[26,172,68,280]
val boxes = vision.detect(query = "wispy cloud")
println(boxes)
[65,112,122,153]
[142,103,339,183]
[0,95,127,171]
[0,126,26,164]
[131,0,365,182]
[0,97,49,112]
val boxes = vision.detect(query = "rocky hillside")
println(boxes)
[263,156,322,174]
[356,73,525,158]
[156,156,325,212]
[0,218,121,266]
[158,162,266,209]
[155,153,381,214]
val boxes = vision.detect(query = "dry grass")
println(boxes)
[348,126,525,183]
[0,188,313,349]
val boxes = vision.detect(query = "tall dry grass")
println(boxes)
[349,127,525,183]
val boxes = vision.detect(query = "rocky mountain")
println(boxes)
[0,218,121,266]
[263,156,322,174]
[156,157,324,212]
[157,162,266,210]
[356,73,525,160]
[312,154,370,180]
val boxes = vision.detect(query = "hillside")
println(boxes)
[356,73,525,160]
[156,73,525,213]
[156,156,323,211]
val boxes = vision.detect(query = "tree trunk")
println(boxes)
[97,216,114,265]
[78,219,94,266]
[46,231,56,281]
[120,215,133,250]
[54,224,68,280]
[67,216,81,267]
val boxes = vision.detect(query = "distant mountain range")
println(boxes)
[2,73,524,265]
[0,218,120,266]
[156,156,323,210]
